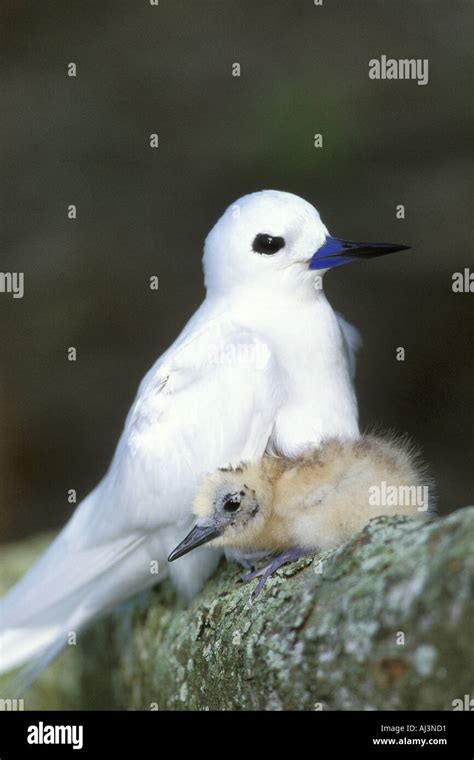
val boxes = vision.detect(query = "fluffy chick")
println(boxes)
[169,435,433,594]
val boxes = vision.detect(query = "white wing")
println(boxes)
[336,311,362,379]
[0,313,282,679]
[112,318,282,531]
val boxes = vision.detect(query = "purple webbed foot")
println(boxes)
[241,547,309,602]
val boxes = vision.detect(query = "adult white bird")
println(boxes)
[0,190,408,684]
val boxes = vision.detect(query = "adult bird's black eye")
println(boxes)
[252,233,285,255]
[223,493,241,512]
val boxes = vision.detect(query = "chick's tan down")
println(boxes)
[192,435,432,555]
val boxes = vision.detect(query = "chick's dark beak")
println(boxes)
[168,523,222,562]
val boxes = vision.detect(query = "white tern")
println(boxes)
[0,189,408,684]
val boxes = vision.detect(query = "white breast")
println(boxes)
[235,291,360,457]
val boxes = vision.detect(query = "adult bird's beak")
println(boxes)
[168,523,222,562]
[309,236,410,270]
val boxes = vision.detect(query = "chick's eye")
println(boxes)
[252,233,285,255]
[223,493,241,512]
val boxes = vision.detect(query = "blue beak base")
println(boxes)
[309,236,410,270]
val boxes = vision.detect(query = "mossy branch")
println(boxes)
[2,508,473,710]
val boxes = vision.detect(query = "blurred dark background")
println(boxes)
[1,0,472,543]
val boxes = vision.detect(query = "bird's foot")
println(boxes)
[238,565,266,584]
[241,547,309,602]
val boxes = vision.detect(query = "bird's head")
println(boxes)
[168,463,272,562]
[203,190,409,296]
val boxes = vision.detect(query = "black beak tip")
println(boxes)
[168,523,222,563]
[373,242,411,256]
[360,241,411,259]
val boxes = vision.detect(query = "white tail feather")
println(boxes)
[0,526,150,677]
